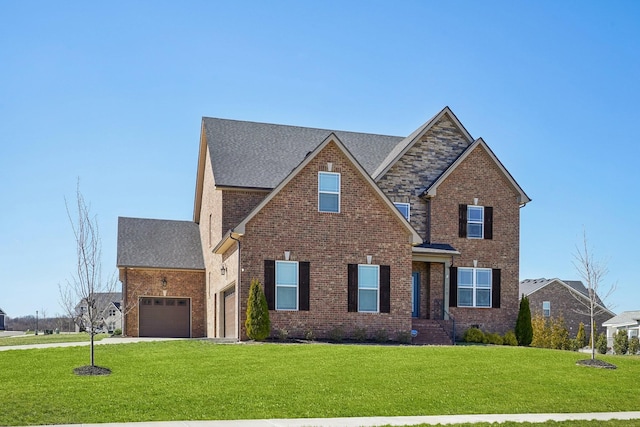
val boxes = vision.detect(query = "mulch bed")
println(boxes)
[73,365,112,376]
[576,358,617,369]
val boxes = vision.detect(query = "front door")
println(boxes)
[412,272,420,318]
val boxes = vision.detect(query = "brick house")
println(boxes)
[519,278,615,337]
[117,106,530,343]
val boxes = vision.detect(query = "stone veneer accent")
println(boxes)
[377,114,471,241]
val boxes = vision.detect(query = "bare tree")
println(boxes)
[59,182,116,368]
[573,230,616,360]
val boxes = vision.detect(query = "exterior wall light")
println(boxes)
[221,264,227,275]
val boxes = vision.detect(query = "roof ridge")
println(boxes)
[201,117,402,139]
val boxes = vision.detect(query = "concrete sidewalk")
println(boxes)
[32,412,640,427]
[0,336,181,351]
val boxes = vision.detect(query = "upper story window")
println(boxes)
[457,267,492,308]
[459,204,493,239]
[394,202,410,221]
[542,301,551,317]
[318,172,340,213]
[467,206,484,238]
[108,308,117,317]
[276,261,298,311]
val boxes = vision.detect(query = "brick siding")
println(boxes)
[526,281,614,337]
[238,141,414,340]
[122,268,206,337]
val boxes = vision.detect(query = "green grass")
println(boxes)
[0,341,638,426]
[0,333,108,346]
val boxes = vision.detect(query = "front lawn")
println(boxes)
[0,341,638,426]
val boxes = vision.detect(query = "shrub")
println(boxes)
[596,332,608,354]
[502,330,518,346]
[463,327,485,343]
[515,295,533,346]
[550,317,570,350]
[113,329,122,336]
[353,327,368,342]
[531,314,550,348]
[245,278,270,341]
[613,329,629,355]
[277,328,289,341]
[568,338,581,352]
[484,332,503,345]
[328,326,344,343]
[304,329,315,341]
[396,330,412,344]
[374,329,389,343]
[629,336,639,355]
[575,322,587,348]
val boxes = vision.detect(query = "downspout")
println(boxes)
[123,268,128,337]
[229,230,241,342]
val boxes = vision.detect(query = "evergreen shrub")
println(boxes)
[245,278,270,341]
[463,327,485,343]
[613,329,629,355]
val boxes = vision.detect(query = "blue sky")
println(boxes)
[1,1,638,318]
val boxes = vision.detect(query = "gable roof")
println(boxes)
[603,311,640,327]
[117,217,205,270]
[424,138,531,205]
[371,106,474,180]
[202,118,402,189]
[0,308,5,316]
[519,278,615,316]
[214,133,423,254]
[75,292,122,311]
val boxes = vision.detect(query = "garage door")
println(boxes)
[224,288,236,338]
[139,297,190,338]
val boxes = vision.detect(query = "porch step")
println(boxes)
[411,319,454,345]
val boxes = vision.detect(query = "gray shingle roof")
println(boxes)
[603,311,640,326]
[203,118,403,188]
[117,217,205,270]
[75,292,122,311]
[519,278,606,306]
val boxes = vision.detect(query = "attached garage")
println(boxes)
[139,297,191,338]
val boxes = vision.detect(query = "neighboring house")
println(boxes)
[519,278,615,337]
[0,307,5,330]
[75,293,123,333]
[603,311,640,350]
[117,106,531,343]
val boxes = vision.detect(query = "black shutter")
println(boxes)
[379,265,391,314]
[348,264,358,312]
[492,269,501,308]
[449,267,458,307]
[484,206,493,240]
[299,261,310,311]
[264,260,275,310]
[458,204,467,238]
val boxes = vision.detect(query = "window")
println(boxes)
[457,267,492,308]
[348,264,391,313]
[459,204,493,239]
[264,260,310,311]
[542,301,551,317]
[467,206,484,238]
[319,172,340,213]
[108,309,117,317]
[276,261,298,310]
[358,265,379,312]
[394,202,410,221]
